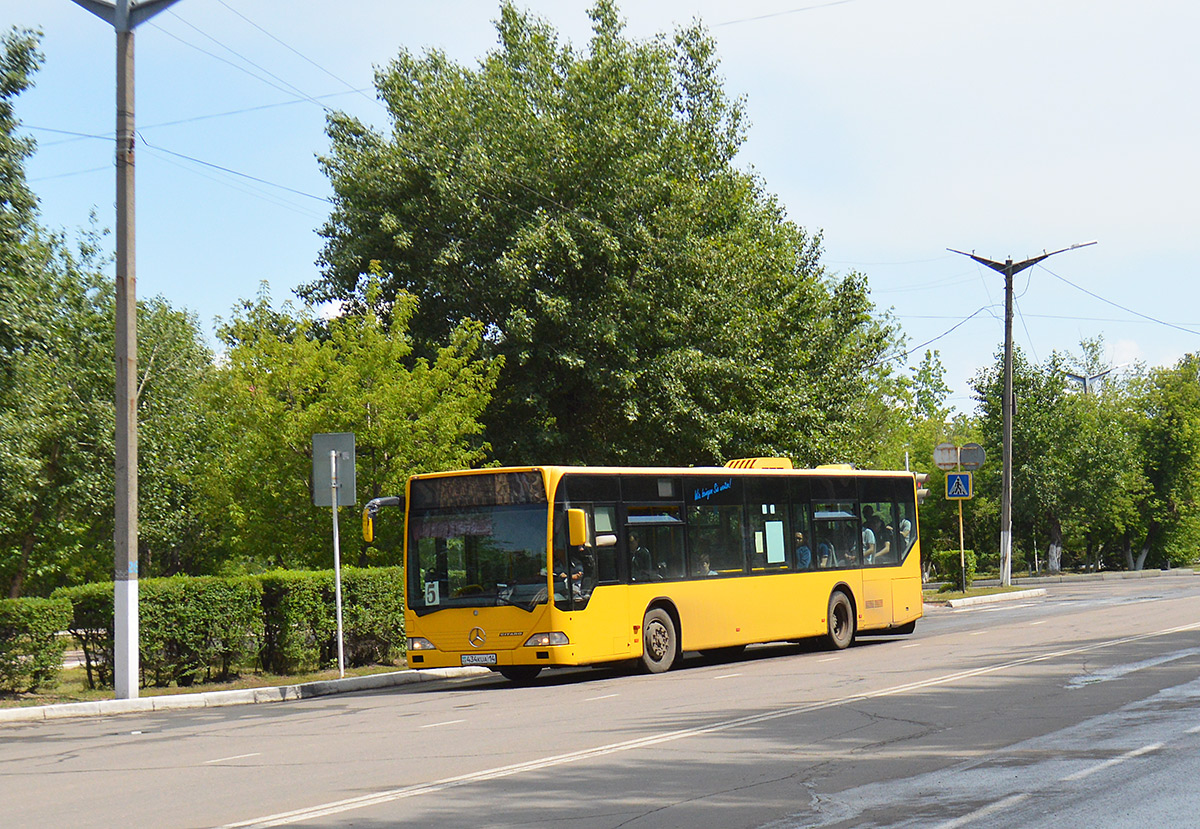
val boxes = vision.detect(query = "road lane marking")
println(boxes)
[585,694,618,701]
[218,620,1200,829]
[932,793,1030,829]
[901,643,921,649]
[419,720,465,729]
[714,673,742,679]
[1187,725,1200,734]
[205,753,261,765]
[817,657,839,662]
[1066,647,1200,689]
[1060,742,1162,782]
[1029,620,1047,626]
[969,631,988,636]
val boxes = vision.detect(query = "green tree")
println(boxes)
[307,1,900,466]
[200,280,500,572]
[1127,355,1200,568]
[0,29,219,594]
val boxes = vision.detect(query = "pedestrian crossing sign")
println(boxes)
[946,472,973,500]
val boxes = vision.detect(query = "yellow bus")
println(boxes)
[365,459,922,682]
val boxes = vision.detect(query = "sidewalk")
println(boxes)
[0,666,491,726]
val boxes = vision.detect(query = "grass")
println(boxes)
[0,661,407,709]
[923,585,1030,603]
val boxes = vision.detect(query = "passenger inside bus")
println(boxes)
[629,531,653,581]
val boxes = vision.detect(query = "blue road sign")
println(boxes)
[946,472,973,500]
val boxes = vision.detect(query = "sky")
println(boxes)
[7,0,1200,413]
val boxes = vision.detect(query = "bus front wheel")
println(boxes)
[826,591,855,650]
[641,608,678,673]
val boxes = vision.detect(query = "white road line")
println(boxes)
[933,793,1030,829]
[1067,647,1200,689]
[714,673,742,680]
[204,753,261,765]
[1030,619,1048,626]
[1060,743,1162,782]
[817,656,839,662]
[585,694,618,701]
[901,643,921,649]
[969,630,988,636]
[218,620,1200,829]
[1186,725,1200,734]
[419,720,465,729]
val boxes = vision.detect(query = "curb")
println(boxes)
[940,588,1047,608]
[0,667,491,726]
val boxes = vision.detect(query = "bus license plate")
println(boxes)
[461,653,497,666]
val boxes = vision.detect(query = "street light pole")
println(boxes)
[948,241,1096,586]
[71,0,181,700]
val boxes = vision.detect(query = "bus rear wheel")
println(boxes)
[641,608,678,673]
[498,666,542,682]
[825,591,855,650]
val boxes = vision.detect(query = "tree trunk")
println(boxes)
[1132,522,1158,571]
[1047,514,1063,574]
[9,531,36,598]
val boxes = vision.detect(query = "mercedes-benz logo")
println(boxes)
[468,627,487,648]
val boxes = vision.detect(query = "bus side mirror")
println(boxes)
[567,509,588,547]
[363,509,375,543]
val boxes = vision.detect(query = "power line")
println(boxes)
[214,0,381,111]
[716,0,859,27]
[1039,263,1200,337]
[136,133,331,203]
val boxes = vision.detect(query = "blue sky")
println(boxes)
[8,0,1199,412]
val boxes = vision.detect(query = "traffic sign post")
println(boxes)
[934,444,985,593]
[313,433,356,678]
[946,472,973,499]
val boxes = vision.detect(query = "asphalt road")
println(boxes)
[3,574,1199,829]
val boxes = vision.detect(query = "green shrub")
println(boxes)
[259,570,333,675]
[53,582,113,690]
[341,567,405,667]
[0,597,72,693]
[54,568,405,687]
[933,549,977,590]
[259,567,405,673]
[140,576,263,687]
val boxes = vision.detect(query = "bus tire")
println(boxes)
[498,666,542,683]
[825,591,855,650]
[641,608,678,673]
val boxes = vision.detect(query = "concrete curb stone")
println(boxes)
[0,666,491,726]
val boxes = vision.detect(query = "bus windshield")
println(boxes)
[408,503,550,612]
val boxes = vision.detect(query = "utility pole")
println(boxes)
[72,0,181,700]
[949,241,1096,587]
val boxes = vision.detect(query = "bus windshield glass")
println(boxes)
[407,472,551,613]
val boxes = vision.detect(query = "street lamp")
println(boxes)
[71,0,182,699]
[948,241,1096,586]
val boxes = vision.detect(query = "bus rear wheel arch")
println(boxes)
[641,606,679,673]
[825,589,856,650]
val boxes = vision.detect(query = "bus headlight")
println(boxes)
[407,637,436,651]
[524,632,569,647]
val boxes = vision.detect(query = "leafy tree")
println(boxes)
[1127,355,1200,568]
[200,278,500,572]
[0,29,218,595]
[307,1,900,466]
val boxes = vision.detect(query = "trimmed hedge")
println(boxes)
[140,576,263,687]
[53,567,405,689]
[260,567,404,674]
[0,597,72,693]
[934,549,977,590]
[53,582,114,689]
